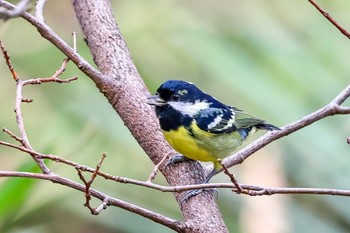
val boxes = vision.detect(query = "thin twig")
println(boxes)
[221,162,243,193]
[23,76,78,85]
[222,85,350,170]
[147,154,170,182]
[0,171,181,232]
[3,138,350,198]
[2,163,350,199]
[0,0,29,19]
[13,66,51,174]
[2,128,22,143]
[308,0,350,39]
[35,0,47,22]
[0,1,102,84]
[76,153,108,215]
[94,197,110,214]
[0,40,19,82]
[0,39,78,174]
[76,154,109,215]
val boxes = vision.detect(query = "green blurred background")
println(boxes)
[1,0,350,232]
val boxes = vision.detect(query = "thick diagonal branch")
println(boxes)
[71,1,228,232]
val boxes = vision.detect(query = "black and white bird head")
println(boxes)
[147,80,223,118]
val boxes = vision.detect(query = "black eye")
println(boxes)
[172,93,180,101]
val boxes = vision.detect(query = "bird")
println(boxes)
[147,80,279,184]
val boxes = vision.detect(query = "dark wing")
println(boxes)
[194,107,238,134]
[195,106,279,138]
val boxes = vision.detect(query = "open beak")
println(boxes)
[146,95,167,106]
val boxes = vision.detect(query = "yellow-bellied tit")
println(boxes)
[147,80,279,183]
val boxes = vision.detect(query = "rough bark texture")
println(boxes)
[72,0,229,232]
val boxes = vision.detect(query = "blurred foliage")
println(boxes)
[1,0,350,232]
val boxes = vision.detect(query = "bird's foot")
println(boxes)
[165,154,191,170]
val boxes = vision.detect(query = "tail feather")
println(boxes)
[256,123,280,131]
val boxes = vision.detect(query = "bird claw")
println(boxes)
[165,154,190,170]
[180,188,218,204]
[165,155,219,203]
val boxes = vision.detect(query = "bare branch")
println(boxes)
[331,84,350,105]
[0,40,19,82]
[240,184,350,197]
[35,0,47,22]
[0,39,79,174]
[14,70,51,174]
[76,153,108,215]
[222,85,350,170]
[0,133,184,230]
[23,75,78,85]
[0,1,103,84]
[2,128,23,143]
[3,137,350,199]
[221,163,242,193]
[147,154,170,182]
[0,171,181,231]
[308,0,350,39]
[0,0,29,19]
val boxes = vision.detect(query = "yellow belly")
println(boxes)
[163,127,216,162]
[162,122,245,168]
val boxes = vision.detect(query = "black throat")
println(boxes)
[155,105,192,131]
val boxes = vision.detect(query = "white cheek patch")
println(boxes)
[169,101,209,117]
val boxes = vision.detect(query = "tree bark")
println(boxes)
[71,0,229,232]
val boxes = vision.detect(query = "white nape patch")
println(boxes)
[207,115,222,129]
[169,100,209,117]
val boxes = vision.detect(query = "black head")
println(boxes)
[147,80,227,130]
[147,80,207,130]
[147,79,225,110]
[154,80,208,104]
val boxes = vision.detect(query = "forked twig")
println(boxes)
[221,162,243,194]
[0,0,29,19]
[76,154,109,215]
[0,37,78,174]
